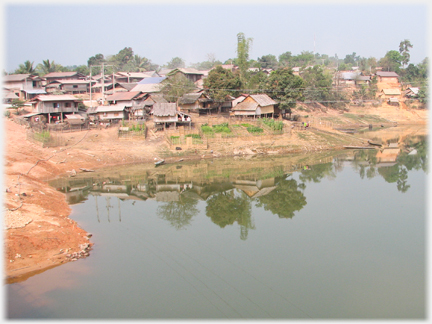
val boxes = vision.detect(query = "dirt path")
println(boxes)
[3,106,427,283]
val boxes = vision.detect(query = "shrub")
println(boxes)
[185,134,201,139]
[247,126,263,133]
[212,122,231,133]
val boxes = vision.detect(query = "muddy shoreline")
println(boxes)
[3,106,428,283]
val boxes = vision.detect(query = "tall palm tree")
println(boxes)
[14,60,36,74]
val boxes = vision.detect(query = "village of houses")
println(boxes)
[3,65,421,149]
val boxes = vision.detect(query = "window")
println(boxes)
[53,103,60,108]
[65,103,71,108]
[73,85,78,88]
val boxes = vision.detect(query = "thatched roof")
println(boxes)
[152,102,177,116]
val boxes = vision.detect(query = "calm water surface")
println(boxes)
[6,133,427,319]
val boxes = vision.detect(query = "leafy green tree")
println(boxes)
[190,53,222,70]
[343,52,360,65]
[165,57,186,69]
[278,51,293,67]
[292,51,315,67]
[298,162,335,183]
[379,50,403,72]
[236,32,253,82]
[399,39,413,67]
[36,59,62,75]
[74,65,90,75]
[301,65,346,108]
[257,54,278,69]
[14,60,36,74]
[161,73,196,102]
[203,65,242,102]
[260,67,305,115]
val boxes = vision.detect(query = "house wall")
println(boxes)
[260,105,274,114]
[36,101,79,114]
[97,111,127,120]
[61,84,88,93]
[378,76,399,83]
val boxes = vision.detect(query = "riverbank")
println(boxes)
[3,104,428,282]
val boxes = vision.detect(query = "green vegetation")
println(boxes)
[246,126,263,134]
[34,131,51,143]
[185,134,201,139]
[261,118,283,131]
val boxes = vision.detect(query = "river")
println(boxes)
[6,128,427,319]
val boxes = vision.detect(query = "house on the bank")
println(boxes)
[87,104,129,123]
[45,80,93,94]
[106,91,146,107]
[131,77,166,93]
[380,88,401,105]
[231,94,277,118]
[28,94,81,123]
[152,102,191,130]
[177,92,214,115]
[376,71,399,83]
[3,74,45,100]
[131,94,167,120]
[114,71,158,83]
[404,87,420,98]
[166,68,204,83]
[43,71,86,84]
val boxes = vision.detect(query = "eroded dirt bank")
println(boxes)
[3,105,428,283]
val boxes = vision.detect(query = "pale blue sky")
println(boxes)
[2,1,429,72]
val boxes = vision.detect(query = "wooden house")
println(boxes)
[376,71,399,83]
[130,77,166,93]
[114,72,158,83]
[45,80,93,94]
[231,94,277,118]
[87,104,129,123]
[132,94,167,120]
[166,68,204,83]
[404,87,419,98]
[3,74,45,100]
[177,92,214,115]
[29,94,81,123]
[152,102,191,130]
[380,88,401,105]
[43,71,86,84]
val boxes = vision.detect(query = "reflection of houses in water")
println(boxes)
[232,178,277,198]
[376,143,400,167]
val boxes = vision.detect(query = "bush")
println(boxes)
[247,126,263,133]
[201,124,214,134]
[212,122,231,133]
[185,134,201,139]
[261,118,283,131]
[4,110,10,118]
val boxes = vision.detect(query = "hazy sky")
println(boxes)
[2,1,429,72]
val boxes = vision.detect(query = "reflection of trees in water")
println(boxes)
[298,162,335,183]
[255,176,306,219]
[205,190,254,240]
[156,195,199,230]
[350,136,427,193]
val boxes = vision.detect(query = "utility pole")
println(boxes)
[89,63,115,106]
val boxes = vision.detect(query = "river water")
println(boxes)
[6,128,427,319]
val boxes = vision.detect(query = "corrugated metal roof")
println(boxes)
[382,89,401,95]
[32,94,79,101]
[131,83,163,93]
[250,94,277,106]
[178,92,202,104]
[232,101,258,111]
[106,91,142,101]
[152,103,177,116]
[137,77,166,85]
[95,104,127,112]
[376,71,399,77]
[44,71,84,78]
[231,95,247,107]
[23,89,47,94]
[117,83,137,91]
[3,74,31,82]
